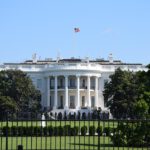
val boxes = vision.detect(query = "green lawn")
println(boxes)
[0,120,118,128]
[0,136,147,150]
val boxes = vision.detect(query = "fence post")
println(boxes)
[6,112,8,150]
[98,109,100,150]
[18,145,23,150]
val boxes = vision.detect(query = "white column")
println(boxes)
[76,75,80,109]
[64,75,68,109]
[99,77,104,109]
[53,76,58,109]
[87,76,91,107]
[95,76,98,108]
[47,76,50,108]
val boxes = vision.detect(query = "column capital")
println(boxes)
[96,74,101,78]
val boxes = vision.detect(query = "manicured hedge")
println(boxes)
[89,126,95,136]
[103,127,114,136]
[81,126,87,135]
[96,126,102,136]
[0,126,80,136]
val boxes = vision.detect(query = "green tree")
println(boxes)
[103,68,140,118]
[0,70,41,116]
[133,99,149,119]
[0,96,18,119]
[137,64,150,115]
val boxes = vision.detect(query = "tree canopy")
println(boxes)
[0,70,41,117]
[104,67,150,119]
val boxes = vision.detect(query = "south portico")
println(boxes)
[44,71,102,114]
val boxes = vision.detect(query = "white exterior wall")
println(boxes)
[0,59,147,113]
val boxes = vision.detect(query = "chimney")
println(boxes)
[32,53,37,63]
[108,53,113,63]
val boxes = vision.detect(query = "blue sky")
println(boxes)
[0,0,150,65]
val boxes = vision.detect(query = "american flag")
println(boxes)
[74,28,80,32]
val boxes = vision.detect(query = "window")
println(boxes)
[50,78,54,88]
[82,96,85,107]
[70,78,75,87]
[60,78,63,87]
[60,96,63,108]
[70,96,75,108]
[91,96,95,107]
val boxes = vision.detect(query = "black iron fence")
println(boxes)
[0,112,149,150]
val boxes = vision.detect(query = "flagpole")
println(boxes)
[72,29,75,56]
[73,28,80,56]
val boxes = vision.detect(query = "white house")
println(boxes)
[0,54,147,115]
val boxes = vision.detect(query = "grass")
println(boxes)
[0,120,119,128]
[0,136,148,150]
[1,120,147,150]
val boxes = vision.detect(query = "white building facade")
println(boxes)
[0,54,147,114]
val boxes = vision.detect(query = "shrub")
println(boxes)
[77,111,81,120]
[63,112,67,120]
[33,126,42,136]
[11,126,17,136]
[18,126,24,136]
[70,126,79,136]
[57,112,62,120]
[82,113,86,120]
[110,122,150,147]
[81,126,87,136]
[89,126,96,136]
[103,127,114,136]
[43,127,48,136]
[0,127,2,136]
[48,126,54,136]
[96,126,102,136]
[92,111,97,119]
[63,125,71,136]
[53,127,58,136]
[111,132,127,146]
[57,126,64,136]
[26,126,34,136]
[2,126,11,136]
